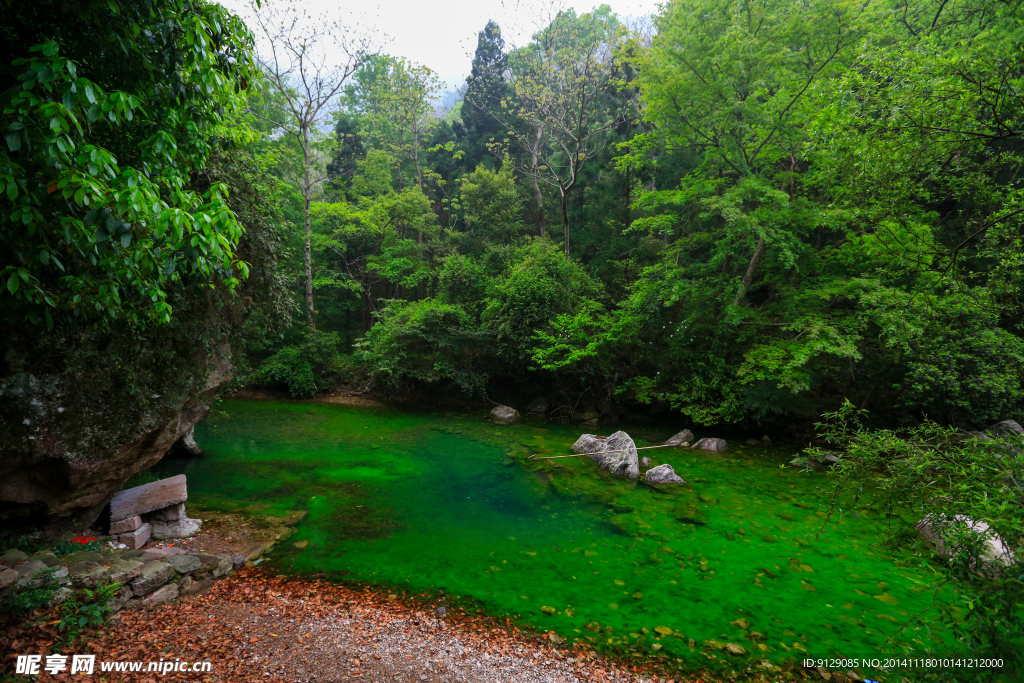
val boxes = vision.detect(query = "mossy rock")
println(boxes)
[672,500,707,526]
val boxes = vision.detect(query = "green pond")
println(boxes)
[152,399,958,673]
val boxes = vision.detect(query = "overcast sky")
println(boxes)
[219,0,662,90]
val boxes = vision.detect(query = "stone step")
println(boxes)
[110,475,187,521]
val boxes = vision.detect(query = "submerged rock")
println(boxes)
[664,430,694,447]
[489,405,520,425]
[692,437,728,453]
[526,397,549,414]
[644,464,685,484]
[572,431,640,479]
[170,425,202,457]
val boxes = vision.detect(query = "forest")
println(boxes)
[1,0,1023,678]
[3,0,1023,428]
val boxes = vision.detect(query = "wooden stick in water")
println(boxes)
[528,444,675,460]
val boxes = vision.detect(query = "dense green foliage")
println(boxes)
[0,0,259,328]
[245,0,1023,432]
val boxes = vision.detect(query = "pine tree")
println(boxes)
[458,21,511,171]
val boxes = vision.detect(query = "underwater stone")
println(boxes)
[664,430,694,447]
[745,439,761,446]
[644,464,685,484]
[692,437,728,453]
[489,405,520,425]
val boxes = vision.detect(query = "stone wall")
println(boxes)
[0,545,244,612]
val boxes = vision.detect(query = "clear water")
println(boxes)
[153,399,958,671]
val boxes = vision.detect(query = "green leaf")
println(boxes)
[6,132,21,151]
[7,273,20,294]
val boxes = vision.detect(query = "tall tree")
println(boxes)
[249,0,373,328]
[501,7,635,255]
[360,57,442,191]
[457,21,512,171]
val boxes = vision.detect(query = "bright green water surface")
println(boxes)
[153,399,955,669]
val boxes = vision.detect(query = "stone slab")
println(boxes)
[116,522,152,550]
[110,515,142,534]
[150,517,201,540]
[140,546,187,561]
[110,474,187,521]
[147,503,184,522]
[0,567,17,590]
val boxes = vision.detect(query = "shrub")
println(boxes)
[357,298,491,395]
[250,330,345,397]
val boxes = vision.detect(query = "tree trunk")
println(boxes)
[731,237,766,306]
[560,189,570,257]
[530,126,546,236]
[413,124,423,188]
[302,129,315,329]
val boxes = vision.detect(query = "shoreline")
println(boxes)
[3,567,754,682]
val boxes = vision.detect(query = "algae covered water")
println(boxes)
[153,399,956,669]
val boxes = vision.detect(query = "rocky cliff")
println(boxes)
[0,299,234,534]
[0,152,293,536]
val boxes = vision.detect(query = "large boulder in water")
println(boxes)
[664,430,694,447]
[490,405,520,424]
[571,431,639,479]
[692,437,728,453]
[645,464,685,484]
[917,515,1016,568]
